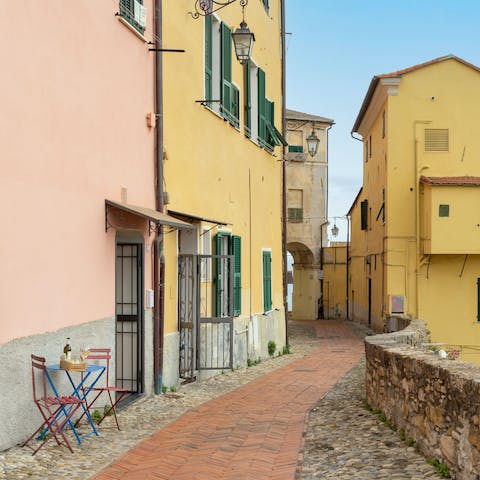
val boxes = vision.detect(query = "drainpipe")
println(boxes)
[153,0,165,395]
[346,215,350,319]
[413,120,431,319]
[280,0,288,345]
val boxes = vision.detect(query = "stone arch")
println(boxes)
[287,242,320,320]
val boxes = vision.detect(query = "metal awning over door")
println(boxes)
[105,200,194,231]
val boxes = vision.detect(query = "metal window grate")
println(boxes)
[425,129,449,152]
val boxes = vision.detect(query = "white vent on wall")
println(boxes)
[134,0,147,28]
[425,128,449,152]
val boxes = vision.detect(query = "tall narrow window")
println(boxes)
[205,15,213,104]
[369,135,372,158]
[215,233,241,317]
[361,199,368,230]
[205,15,221,113]
[262,250,272,312]
[382,110,386,138]
[230,236,242,316]
[221,22,233,122]
[244,60,251,136]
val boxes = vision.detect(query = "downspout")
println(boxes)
[346,215,350,319]
[280,0,288,344]
[413,120,431,319]
[153,0,165,394]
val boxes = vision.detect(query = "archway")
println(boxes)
[287,242,320,320]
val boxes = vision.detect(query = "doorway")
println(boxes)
[115,242,143,394]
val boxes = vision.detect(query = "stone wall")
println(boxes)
[365,321,480,479]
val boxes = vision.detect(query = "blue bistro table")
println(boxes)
[45,363,106,444]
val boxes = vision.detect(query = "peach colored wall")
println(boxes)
[0,1,156,344]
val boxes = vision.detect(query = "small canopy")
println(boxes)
[105,200,194,230]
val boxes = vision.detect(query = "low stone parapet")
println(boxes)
[365,320,480,479]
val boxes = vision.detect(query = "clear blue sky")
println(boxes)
[286,0,480,240]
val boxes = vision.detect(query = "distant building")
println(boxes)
[285,109,334,319]
[349,55,480,362]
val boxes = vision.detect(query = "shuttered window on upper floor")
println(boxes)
[119,0,146,35]
[425,129,449,152]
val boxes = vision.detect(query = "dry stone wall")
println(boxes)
[365,320,480,479]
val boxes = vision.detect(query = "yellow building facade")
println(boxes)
[349,55,480,362]
[161,0,287,383]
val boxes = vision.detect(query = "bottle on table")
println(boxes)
[63,337,72,360]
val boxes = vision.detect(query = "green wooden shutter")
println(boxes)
[265,99,280,148]
[244,61,251,136]
[263,251,272,312]
[221,23,232,120]
[205,15,213,105]
[215,234,223,316]
[230,236,241,316]
[120,0,145,34]
[231,85,240,128]
[258,68,266,143]
[361,200,368,230]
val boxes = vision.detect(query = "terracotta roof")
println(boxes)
[420,176,480,186]
[352,55,480,134]
[286,108,334,125]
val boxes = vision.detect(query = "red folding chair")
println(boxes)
[77,348,128,430]
[23,355,84,455]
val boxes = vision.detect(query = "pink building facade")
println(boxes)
[0,0,168,449]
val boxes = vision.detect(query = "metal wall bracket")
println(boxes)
[189,0,247,19]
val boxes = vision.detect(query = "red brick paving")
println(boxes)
[92,321,364,480]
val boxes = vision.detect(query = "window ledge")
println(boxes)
[117,16,148,43]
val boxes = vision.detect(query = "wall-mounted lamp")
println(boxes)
[232,17,255,64]
[306,128,320,157]
[331,223,339,237]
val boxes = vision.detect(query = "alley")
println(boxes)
[91,322,363,480]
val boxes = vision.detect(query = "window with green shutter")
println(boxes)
[262,250,272,312]
[361,200,368,230]
[215,233,241,317]
[258,68,267,145]
[230,236,242,316]
[231,84,240,129]
[288,145,304,153]
[119,0,146,35]
[288,208,303,222]
[205,15,213,106]
[244,60,251,137]
[221,22,233,122]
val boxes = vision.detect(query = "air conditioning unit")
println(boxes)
[134,0,147,28]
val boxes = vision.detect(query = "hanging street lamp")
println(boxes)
[306,129,320,157]
[232,19,255,64]
[331,223,339,237]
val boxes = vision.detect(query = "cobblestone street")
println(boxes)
[0,321,443,479]
[300,359,442,479]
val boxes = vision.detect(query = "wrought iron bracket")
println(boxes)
[189,0,247,19]
[147,43,186,53]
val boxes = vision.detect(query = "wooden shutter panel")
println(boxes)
[361,200,368,230]
[263,251,272,312]
[215,234,223,316]
[258,68,266,142]
[244,61,251,135]
[230,236,241,316]
[221,23,232,119]
[205,15,213,104]
[231,85,240,128]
